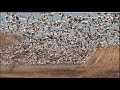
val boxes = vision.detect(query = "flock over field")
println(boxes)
[0,12,119,66]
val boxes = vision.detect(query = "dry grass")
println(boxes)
[0,32,22,47]
[0,65,81,78]
[75,45,120,78]
[0,33,119,78]
[0,45,119,78]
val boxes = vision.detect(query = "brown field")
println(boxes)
[0,32,119,78]
[0,45,119,78]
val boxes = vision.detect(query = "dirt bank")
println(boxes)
[0,32,23,47]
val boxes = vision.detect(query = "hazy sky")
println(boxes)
[0,12,104,24]
[0,12,119,45]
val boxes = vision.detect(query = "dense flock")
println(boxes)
[0,12,119,65]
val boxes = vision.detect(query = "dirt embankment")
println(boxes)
[0,32,23,47]
[0,45,119,78]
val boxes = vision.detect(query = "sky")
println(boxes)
[0,12,119,45]
[0,12,104,24]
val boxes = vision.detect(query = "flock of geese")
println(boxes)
[0,12,119,65]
